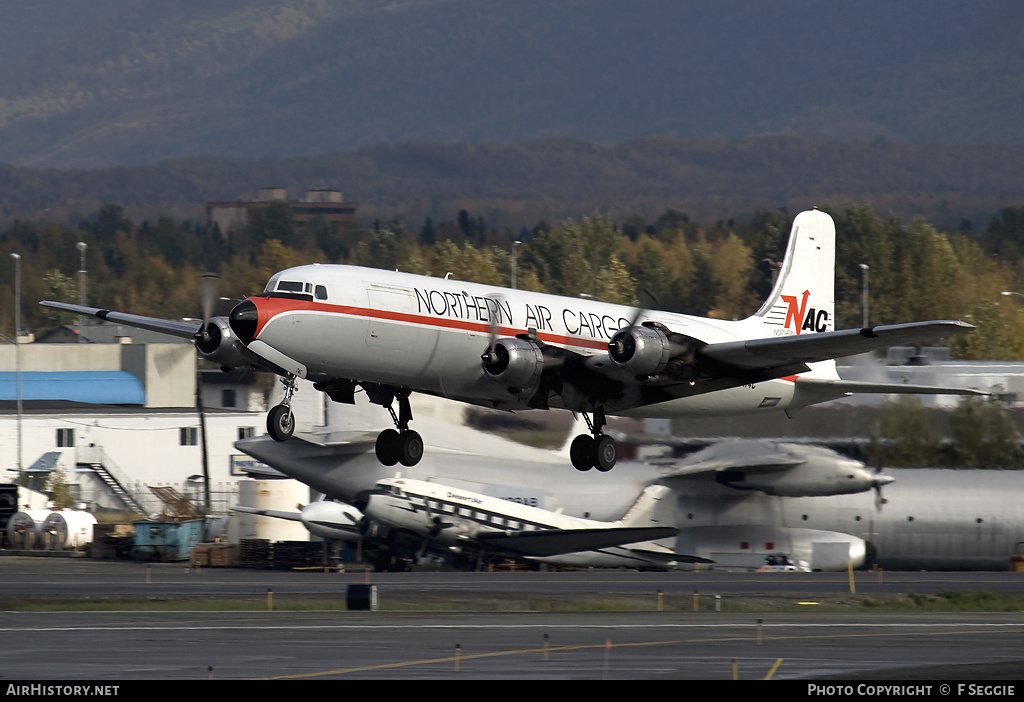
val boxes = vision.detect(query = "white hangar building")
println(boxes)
[0,328,323,516]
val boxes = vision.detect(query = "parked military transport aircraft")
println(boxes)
[237,420,1024,571]
[42,208,975,471]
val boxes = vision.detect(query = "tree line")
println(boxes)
[3,201,1024,361]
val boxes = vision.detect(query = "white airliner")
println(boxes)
[362,477,701,565]
[42,208,975,471]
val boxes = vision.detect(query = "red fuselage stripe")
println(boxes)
[250,297,611,351]
[249,296,801,384]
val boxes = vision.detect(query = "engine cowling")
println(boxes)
[607,325,672,378]
[195,316,253,370]
[481,337,545,393]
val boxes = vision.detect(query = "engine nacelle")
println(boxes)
[481,337,546,392]
[195,316,252,370]
[298,501,362,540]
[607,325,672,378]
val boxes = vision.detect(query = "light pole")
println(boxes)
[76,242,87,342]
[859,263,870,328]
[511,240,521,290]
[10,253,22,484]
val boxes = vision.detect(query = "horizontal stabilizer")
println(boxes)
[700,321,974,371]
[624,545,714,564]
[475,526,678,557]
[795,377,990,397]
[39,301,200,339]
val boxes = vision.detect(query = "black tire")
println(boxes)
[399,430,424,467]
[267,404,295,442]
[375,428,401,466]
[570,434,594,471]
[594,434,617,472]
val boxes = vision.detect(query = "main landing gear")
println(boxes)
[373,388,423,467]
[267,375,298,442]
[569,408,617,472]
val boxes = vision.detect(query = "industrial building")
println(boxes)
[0,331,288,517]
[206,187,357,235]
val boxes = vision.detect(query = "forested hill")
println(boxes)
[1,137,1022,232]
[0,1,1021,168]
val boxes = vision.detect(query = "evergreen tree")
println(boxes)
[950,397,1024,469]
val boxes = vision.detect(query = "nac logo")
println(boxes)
[782,290,829,334]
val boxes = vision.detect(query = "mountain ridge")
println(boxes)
[0,1,1021,168]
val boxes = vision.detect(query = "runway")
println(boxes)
[2,558,1024,680]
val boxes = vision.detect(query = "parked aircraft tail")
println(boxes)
[617,484,674,527]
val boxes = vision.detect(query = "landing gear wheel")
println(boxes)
[267,404,294,442]
[375,429,401,466]
[570,435,595,471]
[594,435,617,472]
[399,430,424,467]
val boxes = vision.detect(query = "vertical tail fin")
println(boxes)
[747,209,836,337]
[617,484,674,527]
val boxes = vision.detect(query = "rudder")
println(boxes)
[748,209,836,336]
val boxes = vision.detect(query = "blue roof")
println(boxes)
[0,371,145,405]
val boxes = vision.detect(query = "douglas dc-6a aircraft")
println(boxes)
[42,209,976,471]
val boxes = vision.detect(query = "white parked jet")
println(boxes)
[42,208,975,471]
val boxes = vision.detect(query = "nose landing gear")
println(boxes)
[267,375,298,442]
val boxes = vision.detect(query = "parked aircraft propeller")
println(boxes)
[872,462,894,510]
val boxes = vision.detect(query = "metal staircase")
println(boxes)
[75,445,147,513]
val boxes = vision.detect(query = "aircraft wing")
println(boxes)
[660,453,804,479]
[474,526,678,557]
[39,301,200,339]
[231,506,301,522]
[699,321,974,371]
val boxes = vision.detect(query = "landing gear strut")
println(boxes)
[267,375,297,442]
[570,408,616,472]
[373,388,423,467]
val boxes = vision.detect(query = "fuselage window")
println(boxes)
[315,285,328,300]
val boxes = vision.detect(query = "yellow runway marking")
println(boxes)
[257,626,1010,679]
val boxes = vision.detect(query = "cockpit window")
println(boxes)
[315,285,328,301]
[276,281,305,293]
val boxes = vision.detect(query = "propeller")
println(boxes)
[421,500,454,537]
[480,293,506,369]
[872,456,893,510]
[194,272,220,348]
[608,285,662,360]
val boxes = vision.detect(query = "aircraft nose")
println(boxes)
[873,474,896,488]
[229,299,258,344]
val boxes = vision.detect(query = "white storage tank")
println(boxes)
[234,480,309,542]
[40,511,98,550]
[6,510,53,549]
